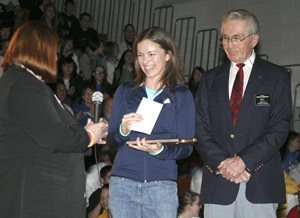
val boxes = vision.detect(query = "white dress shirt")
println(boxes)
[228,50,256,98]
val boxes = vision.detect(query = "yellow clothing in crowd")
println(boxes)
[277,171,298,218]
[98,209,109,218]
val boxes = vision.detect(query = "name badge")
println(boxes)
[255,94,270,106]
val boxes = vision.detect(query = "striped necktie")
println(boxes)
[229,63,245,126]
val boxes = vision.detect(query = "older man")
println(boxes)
[195,9,292,218]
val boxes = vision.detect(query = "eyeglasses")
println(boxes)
[220,34,253,45]
[94,70,104,74]
[84,92,93,96]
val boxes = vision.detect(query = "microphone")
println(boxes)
[92,91,103,123]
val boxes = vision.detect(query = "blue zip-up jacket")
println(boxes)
[107,81,195,182]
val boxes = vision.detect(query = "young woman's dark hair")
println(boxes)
[132,26,185,92]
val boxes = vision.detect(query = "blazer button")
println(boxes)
[230,134,235,139]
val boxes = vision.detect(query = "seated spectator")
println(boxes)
[103,97,113,123]
[277,171,299,217]
[54,82,73,113]
[118,23,135,59]
[86,153,113,206]
[57,0,80,38]
[72,84,97,126]
[0,38,9,77]
[80,39,106,81]
[100,165,112,185]
[104,41,119,85]
[112,49,135,90]
[178,191,202,218]
[29,0,50,21]
[0,23,12,40]
[74,12,98,51]
[90,65,112,100]
[0,2,17,28]
[13,1,30,28]
[188,66,204,98]
[40,3,58,32]
[59,34,81,75]
[281,130,300,172]
[87,184,110,218]
[57,56,83,103]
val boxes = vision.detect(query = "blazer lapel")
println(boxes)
[238,60,265,125]
[215,64,233,128]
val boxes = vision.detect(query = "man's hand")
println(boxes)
[218,156,246,181]
[233,171,251,183]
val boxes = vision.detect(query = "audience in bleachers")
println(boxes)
[90,65,112,100]
[57,0,80,38]
[0,37,9,78]
[178,191,202,218]
[40,2,58,32]
[112,49,135,90]
[281,130,300,172]
[80,38,106,81]
[75,12,98,52]
[72,83,97,126]
[0,22,12,40]
[188,66,205,98]
[87,184,110,218]
[86,151,113,207]
[104,41,119,85]
[0,2,17,28]
[54,82,73,114]
[57,56,83,104]
[29,0,50,21]
[60,34,81,74]
[118,23,135,59]
[102,97,113,123]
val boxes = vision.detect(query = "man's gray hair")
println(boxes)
[222,9,260,34]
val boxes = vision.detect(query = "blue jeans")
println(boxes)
[109,176,178,218]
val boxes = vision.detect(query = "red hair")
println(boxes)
[2,21,59,83]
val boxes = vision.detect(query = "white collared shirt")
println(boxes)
[228,50,256,99]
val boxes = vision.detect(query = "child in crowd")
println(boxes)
[57,56,83,103]
[90,65,112,100]
[86,151,113,206]
[72,84,97,126]
[178,191,202,218]
[281,131,300,172]
[87,184,110,218]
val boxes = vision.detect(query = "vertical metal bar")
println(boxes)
[148,0,153,28]
[114,0,122,42]
[200,31,205,68]
[92,0,97,28]
[189,18,196,75]
[192,35,199,75]
[206,30,212,70]
[137,0,142,32]
[158,8,162,27]
[142,0,147,29]
[107,0,113,37]
[214,29,219,67]
[129,0,133,25]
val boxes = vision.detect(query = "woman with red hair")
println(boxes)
[0,21,108,217]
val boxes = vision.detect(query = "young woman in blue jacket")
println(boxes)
[108,26,195,218]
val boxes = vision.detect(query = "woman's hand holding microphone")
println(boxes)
[85,118,108,146]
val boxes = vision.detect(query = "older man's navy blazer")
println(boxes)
[195,57,292,204]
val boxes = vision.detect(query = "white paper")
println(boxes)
[130,97,163,135]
